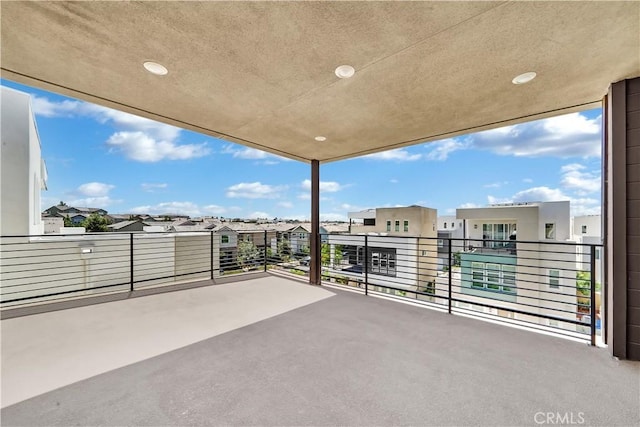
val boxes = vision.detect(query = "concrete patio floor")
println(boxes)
[1,275,638,426]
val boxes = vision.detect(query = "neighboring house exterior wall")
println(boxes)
[573,215,602,238]
[43,217,64,234]
[288,226,310,254]
[334,206,439,291]
[1,87,47,236]
[453,201,586,330]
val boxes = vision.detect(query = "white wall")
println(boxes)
[1,87,46,236]
[572,215,602,239]
[537,201,571,241]
[0,233,221,306]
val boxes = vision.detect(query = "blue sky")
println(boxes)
[3,79,602,221]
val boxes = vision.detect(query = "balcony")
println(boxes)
[1,232,635,425]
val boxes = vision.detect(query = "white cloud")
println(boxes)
[390,179,399,184]
[471,112,601,158]
[511,187,569,203]
[277,201,294,209]
[301,179,345,193]
[424,138,468,161]
[457,202,482,209]
[130,201,202,216]
[31,96,83,118]
[560,163,600,195]
[66,182,119,207]
[340,203,367,212]
[67,196,120,208]
[486,186,600,216]
[141,183,168,192]
[320,213,348,222]
[106,131,210,162]
[31,95,209,162]
[226,182,286,199]
[483,181,509,189]
[298,193,311,200]
[522,178,534,183]
[77,182,114,197]
[222,144,288,164]
[202,204,228,215]
[570,198,601,216]
[363,148,421,162]
[248,211,271,219]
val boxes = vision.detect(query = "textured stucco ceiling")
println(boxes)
[1,1,638,163]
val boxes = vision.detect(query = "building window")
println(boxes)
[403,220,409,232]
[221,235,229,244]
[395,220,400,232]
[582,225,587,234]
[364,218,375,226]
[369,248,396,277]
[549,269,560,288]
[451,222,454,228]
[502,265,516,293]
[444,223,447,229]
[437,239,444,248]
[482,223,516,248]
[386,220,391,232]
[470,262,516,294]
[545,223,556,239]
[471,262,485,289]
[486,263,501,290]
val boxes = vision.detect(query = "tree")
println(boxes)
[237,240,260,271]
[321,243,343,266]
[321,243,331,266]
[278,239,291,262]
[82,213,109,232]
[453,251,461,267]
[58,201,67,206]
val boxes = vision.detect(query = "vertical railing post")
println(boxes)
[210,231,214,280]
[364,235,369,296]
[590,245,597,346]
[264,230,268,272]
[448,238,453,314]
[130,233,134,292]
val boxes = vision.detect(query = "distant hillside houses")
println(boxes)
[40,204,350,238]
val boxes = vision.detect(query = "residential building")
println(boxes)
[107,220,145,233]
[327,206,438,293]
[0,87,48,236]
[44,205,108,218]
[437,215,465,269]
[441,201,592,332]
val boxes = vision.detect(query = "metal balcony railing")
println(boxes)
[1,232,603,346]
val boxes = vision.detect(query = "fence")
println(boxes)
[1,231,603,345]
[319,234,603,345]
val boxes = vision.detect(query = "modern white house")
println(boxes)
[1,86,48,236]
[327,206,438,293]
[439,201,597,333]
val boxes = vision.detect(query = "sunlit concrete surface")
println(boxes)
[1,276,638,426]
[0,276,334,408]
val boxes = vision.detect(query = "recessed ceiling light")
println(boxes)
[315,136,327,142]
[335,65,355,79]
[143,61,168,76]
[512,71,536,85]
